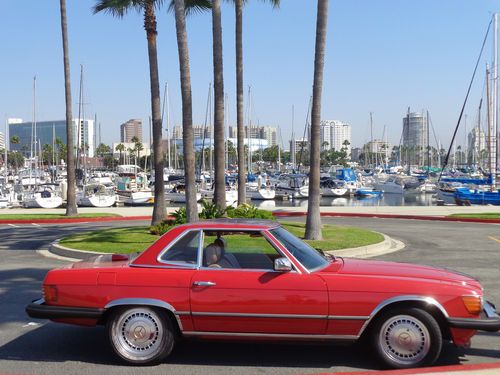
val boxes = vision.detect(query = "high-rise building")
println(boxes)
[172,125,211,140]
[228,126,277,147]
[468,127,486,165]
[120,119,143,143]
[402,111,428,165]
[9,118,95,157]
[320,120,352,156]
[0,131,5,150]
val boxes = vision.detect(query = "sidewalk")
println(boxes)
[1,204,499,224]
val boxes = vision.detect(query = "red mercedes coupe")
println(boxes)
[26,219,500,368]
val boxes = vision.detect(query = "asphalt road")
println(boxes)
[0,218,499,375]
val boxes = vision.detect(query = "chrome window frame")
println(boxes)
[197,228,300,274]
[156,229,203,268]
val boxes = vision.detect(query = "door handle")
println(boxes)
[193,281,216,287]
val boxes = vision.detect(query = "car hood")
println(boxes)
[322,258,482,289]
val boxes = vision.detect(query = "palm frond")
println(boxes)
[168,0,211,15]
[92,0,153,17]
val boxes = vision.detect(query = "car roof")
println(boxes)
[175,218,281,230]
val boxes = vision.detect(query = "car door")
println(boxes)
[189,229,328,335]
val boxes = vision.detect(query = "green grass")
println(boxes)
[281,222,384,251]
[448,213,500,220]
[58,222,383,254]
[0,213,122,220]
[59,226,158,253]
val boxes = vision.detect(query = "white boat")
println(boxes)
[373,175,420,194]
[275,174,309,199]
[319,178,349,197]
[23,185,63,208]
[247,187,276,200]
[200,187,238,206]
[165,184,201,203]
[77,183,117,207]
[116,165,153,205]
[417,180,437,194]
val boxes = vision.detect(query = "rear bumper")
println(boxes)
[26,298,105,320]
[448,301,500,332]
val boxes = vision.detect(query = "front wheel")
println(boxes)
[107,306,174,365]
[371,307,442,369]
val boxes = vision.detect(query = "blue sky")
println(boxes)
[1,0,499,150]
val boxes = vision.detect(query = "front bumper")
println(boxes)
[26,298,105,320]
[448,301,500,332]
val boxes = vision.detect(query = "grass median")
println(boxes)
[448,213,500,220]
[58,221,384,254]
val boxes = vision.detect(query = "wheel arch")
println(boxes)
[359,295,451,340]
[101,298,183,336]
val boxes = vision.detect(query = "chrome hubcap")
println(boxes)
[379,314,430,366]
[114,309,163,360]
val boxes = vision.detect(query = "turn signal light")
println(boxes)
[43,285,58,303]
[462,295,482,315]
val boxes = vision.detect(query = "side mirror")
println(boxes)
[274,257,293,272]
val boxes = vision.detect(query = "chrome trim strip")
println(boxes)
[328,315,370,321]
[104,298,185,331]
[357,295,450,336]
[182,331,358,340]
[175,311,191,316]
[197,266,299,274]
[192,312,328,319]
[129,263,196,270]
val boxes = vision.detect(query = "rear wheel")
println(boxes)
[371,307,442,369]
[107,306,174,365]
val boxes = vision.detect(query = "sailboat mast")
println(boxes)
[166,83,171,170]
[492,13,498,189]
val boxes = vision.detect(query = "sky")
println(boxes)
[1,0,499,151]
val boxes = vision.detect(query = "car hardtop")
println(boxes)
[175,218,281,231]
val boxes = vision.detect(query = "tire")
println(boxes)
[371,307,442,369]
[107,306,174,365]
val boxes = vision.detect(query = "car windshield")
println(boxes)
[269,227,329,272]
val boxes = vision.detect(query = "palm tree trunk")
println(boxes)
[212,0,226,208]
[235,0,246,205]
[59,0,77,216]
[144,1,166,226]
[174,0,198,222]
[305,0,329,240]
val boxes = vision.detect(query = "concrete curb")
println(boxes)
[46,231,404,262]
[0,215,151,225]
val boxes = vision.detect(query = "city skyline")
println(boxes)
[1,1,499,151]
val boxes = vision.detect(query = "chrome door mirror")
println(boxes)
[274,257,293,272]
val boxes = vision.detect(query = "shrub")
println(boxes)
[227,203,275,220]
[150,219,174,236]
[199,200,227,219]
[171,207,187,225]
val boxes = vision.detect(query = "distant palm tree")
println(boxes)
[231,0,280,205]
[305,0,329,241]
[115,143,125,164]
[93,0,165,225]
[59,0,78,216]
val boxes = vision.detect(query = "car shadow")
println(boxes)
[0,324,475,371]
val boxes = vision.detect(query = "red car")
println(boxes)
[26,219,500,368]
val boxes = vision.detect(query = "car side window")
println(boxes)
[202,230,282,270]
[159,230,200,265]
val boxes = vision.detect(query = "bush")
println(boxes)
[171,207,187,225]
[227,203,275,220]
[199,200,227,219]
[150,219,174,235]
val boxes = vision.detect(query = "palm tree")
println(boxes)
[172,0,198,222]
[211,0,226,208]
[305,0,329,241]
[94,0,165,225]
[115,143,125,164]
[59,0,78,216]
[232,0,280,205]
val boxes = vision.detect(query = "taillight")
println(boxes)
[43,285,58,303]
[462,295,483,315]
